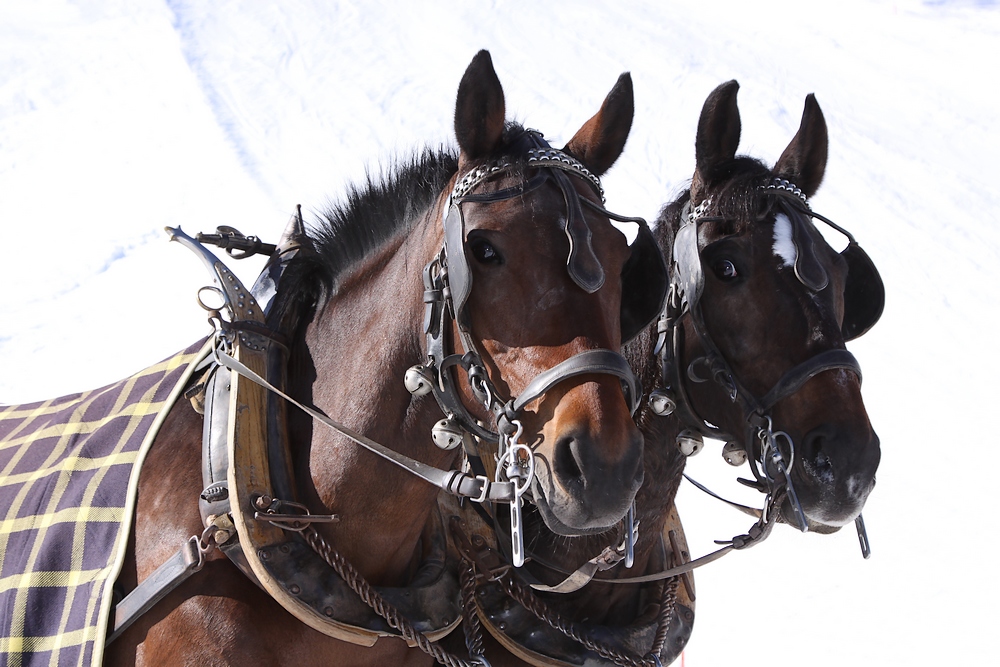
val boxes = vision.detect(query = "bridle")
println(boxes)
[411,129,664,567]
[648,177,883,548]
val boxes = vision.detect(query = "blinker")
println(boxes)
[840,241,884,340]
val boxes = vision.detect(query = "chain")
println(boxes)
[301,526,484,667]
[649,577,679,659]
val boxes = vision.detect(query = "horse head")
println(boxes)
[444,51,666,536]
[663,80,882,531]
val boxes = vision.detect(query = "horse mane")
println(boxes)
[313,122,541,288]
[309,148,459,290]
[268,124,538,324]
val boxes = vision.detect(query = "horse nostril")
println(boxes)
[553,435,586,490]
[800,425,836,483]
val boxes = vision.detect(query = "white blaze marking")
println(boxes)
[772,213,796,268]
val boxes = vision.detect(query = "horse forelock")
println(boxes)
[658,157,801,246]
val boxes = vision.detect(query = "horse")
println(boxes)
[0,50,669,667]
[445,79,883,667]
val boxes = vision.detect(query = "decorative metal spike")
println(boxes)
[676,429,704,457]
[431,418,464,450]
[647,390,676,417]
[403,364,434,397]
[722,441,747,466]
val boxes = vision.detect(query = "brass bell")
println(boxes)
[647,390,676,417]
[676,429,704,457]
[404,364,434,396]
[431,418,463,450]
[722,441,747,466]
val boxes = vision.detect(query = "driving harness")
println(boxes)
[108,133,669,664]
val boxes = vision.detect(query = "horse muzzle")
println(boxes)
[786,424,880,531]
[528,424,644,536]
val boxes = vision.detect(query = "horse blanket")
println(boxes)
[0,339,210,667]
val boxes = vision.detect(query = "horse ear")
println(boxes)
[454,50,506,169]
[774,94,828,197]
[563,73,634,176]
[693,80,741,199]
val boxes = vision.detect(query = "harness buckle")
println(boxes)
[470,475,493,504]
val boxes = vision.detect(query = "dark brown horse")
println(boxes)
[99,51,666,665]
[449,80,883,667]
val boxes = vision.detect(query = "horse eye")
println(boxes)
[470,238,503,265]
[712,259,739,281]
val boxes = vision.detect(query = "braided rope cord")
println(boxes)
[495,571,679,667]
[302,527,483,667]
[460,559,487,662]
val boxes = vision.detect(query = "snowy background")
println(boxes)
[2,0,998,664]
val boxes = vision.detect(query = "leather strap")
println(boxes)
[509,348,640,416]
[107,538,203,645]
[758,348,862,413]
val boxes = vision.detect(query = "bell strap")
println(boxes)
[214,349,516,503]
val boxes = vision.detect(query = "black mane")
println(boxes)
[308,123,540,293]
[269,124,538,324]
[310,148,459,291]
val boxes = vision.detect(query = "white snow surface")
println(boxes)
[2,1,998,665]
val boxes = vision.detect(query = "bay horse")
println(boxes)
[446,80,883,667]
[102,51,666,666]
[0,50,669,667]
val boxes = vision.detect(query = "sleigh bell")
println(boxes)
[431,418,464,450]
[676,429,704,457]
[404,364,434,397]
[647,389,676,417]
[722,441,747,466]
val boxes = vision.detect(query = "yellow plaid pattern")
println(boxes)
[0,340,210,667]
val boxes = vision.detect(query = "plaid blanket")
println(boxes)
[0,340,210,667]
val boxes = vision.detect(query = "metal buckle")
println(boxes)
[470,475,492,504]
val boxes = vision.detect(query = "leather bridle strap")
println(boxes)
[502,349,641,427]
[215,349,517,503]
[757,349,862,414]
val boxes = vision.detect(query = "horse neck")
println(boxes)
[286,211,461,585]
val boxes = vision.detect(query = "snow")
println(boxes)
[2,1,998,664]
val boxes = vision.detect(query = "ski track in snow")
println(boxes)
[2,1,998,665]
